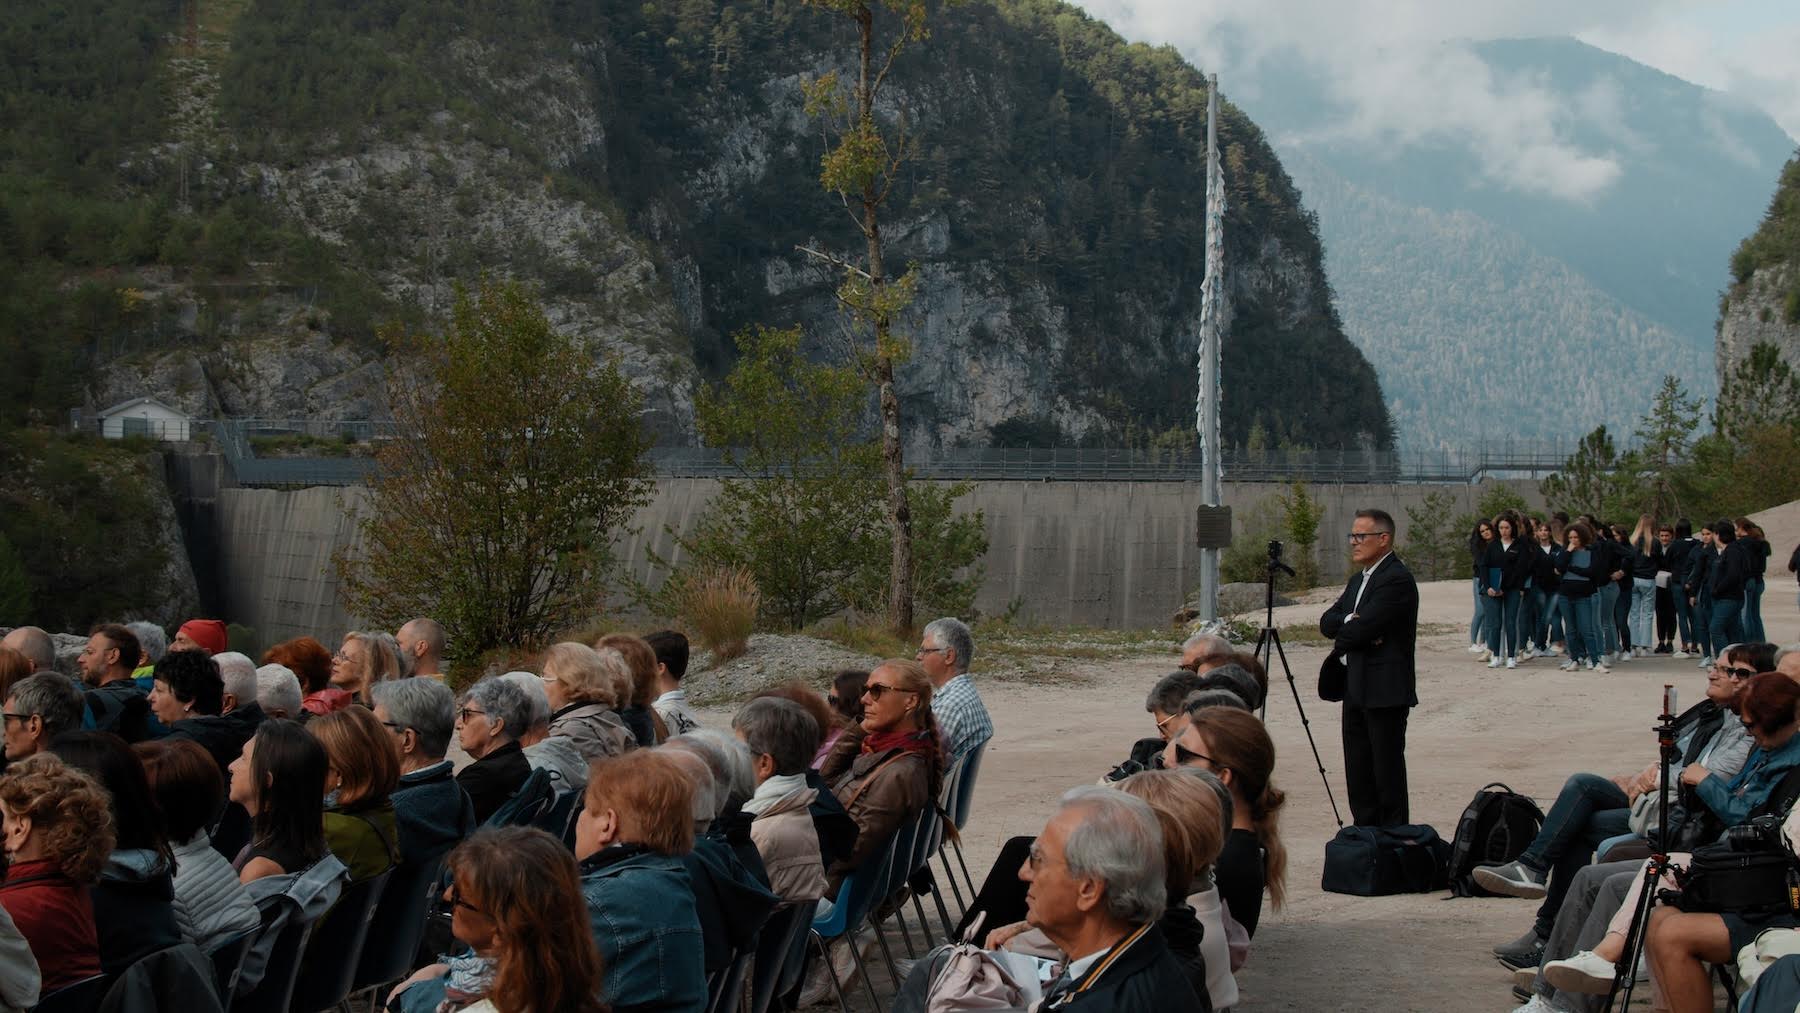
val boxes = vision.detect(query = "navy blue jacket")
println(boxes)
[392,760,477,865]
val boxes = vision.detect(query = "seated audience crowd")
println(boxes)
[0,613,1321,1012]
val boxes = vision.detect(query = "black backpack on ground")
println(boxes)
[1448,782,1546,898]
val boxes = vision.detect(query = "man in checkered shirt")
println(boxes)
[917,617,993,765]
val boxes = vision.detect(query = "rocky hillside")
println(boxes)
[5,0,1391,451]
[1718,155,1800,380]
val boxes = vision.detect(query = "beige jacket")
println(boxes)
[749,787,828,904]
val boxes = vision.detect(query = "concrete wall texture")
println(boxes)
[195,471,1542,642]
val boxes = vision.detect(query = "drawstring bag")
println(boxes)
[926,912,1027,1013]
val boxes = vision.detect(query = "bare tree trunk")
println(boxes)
[857,7,914,632]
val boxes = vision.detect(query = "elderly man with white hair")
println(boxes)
[253,663,304,720]
[918,617,993,766]
[371,677,476,864]
[213,650,267,738]
[1179,632,1233,674]
[1020,786,1200,1011]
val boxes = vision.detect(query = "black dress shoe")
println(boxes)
[1494,928,1547,971]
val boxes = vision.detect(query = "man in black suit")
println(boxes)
[1320,508,1420,827]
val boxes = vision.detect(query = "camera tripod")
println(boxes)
[1255,541,1344,827]
[1603,688,1680,1013]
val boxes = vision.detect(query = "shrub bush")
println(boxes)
[680,566,760,664]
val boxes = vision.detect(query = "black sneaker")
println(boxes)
[1655,644,1673,655]
[1494,928,1548,971]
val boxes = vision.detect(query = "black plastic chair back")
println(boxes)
[705,946,754,1013]
[208,929,256,1013]
[31,974,110,1013]
[750,900,816,1013]
[535,787,583,843]
[351,857,445,993]
[287,870,393,1013]
[233,897,314,1013]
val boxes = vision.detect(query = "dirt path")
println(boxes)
[699,578,1796,1010]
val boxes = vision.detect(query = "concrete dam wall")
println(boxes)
[192,470,1539,645]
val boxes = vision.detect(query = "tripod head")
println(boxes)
[1265,539,1297,578]
[1654,684,1679,761]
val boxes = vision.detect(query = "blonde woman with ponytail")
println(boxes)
[817,658,944,889]
[1165,706,1286,935]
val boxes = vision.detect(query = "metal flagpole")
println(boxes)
[1195,74,1227,620]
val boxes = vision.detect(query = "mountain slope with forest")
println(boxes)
[0,0,1391,451]
[1230,36,1794,448]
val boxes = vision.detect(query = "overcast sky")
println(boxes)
[1070,0,1800,201]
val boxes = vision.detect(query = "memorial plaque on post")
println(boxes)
[1195,505,1232,549]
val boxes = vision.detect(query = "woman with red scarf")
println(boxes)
[817,658,945,889]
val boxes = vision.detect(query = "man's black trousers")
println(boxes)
[1342,703,1410,826]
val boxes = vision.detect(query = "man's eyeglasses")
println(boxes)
[379,719,405,734]
[862,683,918,701]
[1347,531,1389,542]
[1154,712,1181,734]
[456,707,487,723]
[1,712,27,725]
[917,646,947,656]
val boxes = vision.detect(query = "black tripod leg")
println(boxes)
[1255,626,1274,721]
[1269,629,1345,828]
[1604,858,1663,1013]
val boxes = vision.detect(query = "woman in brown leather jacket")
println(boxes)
[817,658,945,888]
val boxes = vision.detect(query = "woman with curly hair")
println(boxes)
[0,754,115,991]
[391,827,606,1013]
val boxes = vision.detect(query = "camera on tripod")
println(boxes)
[1267,539,1284,560]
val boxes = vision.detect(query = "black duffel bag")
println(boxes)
[1322,824,1451,896]
[1673,842,1800,915]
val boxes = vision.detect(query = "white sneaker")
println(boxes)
[1559,660,1577,671]
[1488,656,1504,669]
[1478,648,1493,662]
[1468,643,1485,654]
[1506,657,1518,669]
[1595,661,1611,673]
[1511,995,1557,1013]
[1542,949,1617,994]
[1619,650,1633,662]
[1698,656,1711,669]
[1585,661,1598,671]
[1546,645,1562,656]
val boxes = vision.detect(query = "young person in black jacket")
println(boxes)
[1584,521,1624,664]
[1662,520,1696,655]
[1480,513,1530,669]
[1685,525,1718,666]
[1554,522,1606,672]
[1708,520,1749,652]
[1467,520,1497,658]
[1526,520,1562,657]
[1737,518,1770,643]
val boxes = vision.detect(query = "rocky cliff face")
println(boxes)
[1718,155,1800,382]
[81,0,1391,452]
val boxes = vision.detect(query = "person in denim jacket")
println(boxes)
[574,750,706,1013]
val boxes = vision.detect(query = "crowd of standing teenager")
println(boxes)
[1466,511,1788,674]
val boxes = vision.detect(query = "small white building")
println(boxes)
[95,397,194,442]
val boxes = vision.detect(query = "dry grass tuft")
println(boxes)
[680,566,760,664]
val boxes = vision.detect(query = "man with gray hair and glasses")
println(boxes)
[371,677,475,863]
[918,616,993,766]
[1023,786,1201,1010]
[2,672,83,761]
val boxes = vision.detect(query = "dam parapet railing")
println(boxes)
[74,416,1579,486]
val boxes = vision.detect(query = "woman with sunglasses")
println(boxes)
[817,658,944,890]
[1161,706,1284,937]
[454,678,533,824]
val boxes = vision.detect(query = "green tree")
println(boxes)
[798,0,946,632]
[336,279,652,662]
[1541,426,1633,520]
[671,325,885,629]
[664,325,987,628]
[1402,489,1464,580]
[0,529,34,623]
[1715,342,1800,442]
[1277,481,1322,588]
[1627,374,1703,520]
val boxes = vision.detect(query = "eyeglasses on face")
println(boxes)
[1,712,28,725]
[1172,740,1221,769]
[862,683,918,701]
[447,884,483,915]
[456,706,487,723]
[1346,531,1389,543]
[379,719,405,734]
[1154,712,1181,733]
[917,646,947,657]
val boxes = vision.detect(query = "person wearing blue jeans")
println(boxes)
[1709,521,1750,652]
[1597,581,1620,658]
[1472,772,1632,961]
[1554,523,1605,671]
[1482,518,1528,667]
[1743,574,1766,643]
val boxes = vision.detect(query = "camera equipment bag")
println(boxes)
[1673,843,1800,916]
[1322,824,1451,896]
[1447,782,1546,898]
